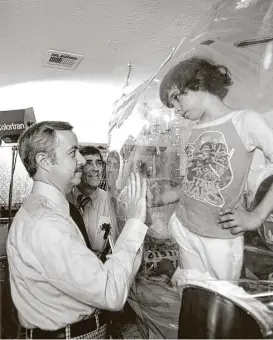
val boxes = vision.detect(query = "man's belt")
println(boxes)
[24,312,109,339]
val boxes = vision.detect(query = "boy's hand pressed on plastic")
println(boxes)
[218,209,263,235]
[126,172,147,223]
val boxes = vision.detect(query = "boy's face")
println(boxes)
[168,87,206,121]
[106,156,119,189]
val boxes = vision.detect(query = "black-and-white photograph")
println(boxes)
[1,0,273,338]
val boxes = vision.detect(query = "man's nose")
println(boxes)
[91,164,99,171]
[84,162,100,172]
[91,162,100,171]
[173,102,182,114]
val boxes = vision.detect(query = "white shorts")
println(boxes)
[169,214,244,281]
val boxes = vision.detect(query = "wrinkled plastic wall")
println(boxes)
[107,0,273,337]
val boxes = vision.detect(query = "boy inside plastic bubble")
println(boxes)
[148,56,273,281]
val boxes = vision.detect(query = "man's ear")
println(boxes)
[35,152,52,172]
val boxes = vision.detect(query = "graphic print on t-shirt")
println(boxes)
[182,131,234,207]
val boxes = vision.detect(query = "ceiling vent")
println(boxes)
[43,50,84,70]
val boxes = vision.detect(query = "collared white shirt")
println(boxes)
[7,181,147,330]
[69,187,118,253]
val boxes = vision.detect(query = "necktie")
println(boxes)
[69,202,92,250]
[77,194,91,210]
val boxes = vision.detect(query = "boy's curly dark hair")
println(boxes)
[159,57,233,108]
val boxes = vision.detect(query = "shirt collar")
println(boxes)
[72,186,99,199]
[90,188,99,200]
[32,181,70,215]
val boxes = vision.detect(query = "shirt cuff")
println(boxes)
[124,218,147,236]
[114,218,147,252]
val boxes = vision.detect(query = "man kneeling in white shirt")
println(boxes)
[7,121,148,339]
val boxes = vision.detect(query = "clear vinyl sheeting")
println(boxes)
[108,0,273,239]
[107,0,273,338]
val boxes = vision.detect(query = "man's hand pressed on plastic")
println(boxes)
[126,172,147,223]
